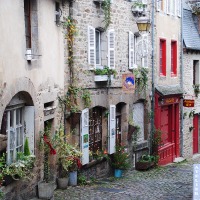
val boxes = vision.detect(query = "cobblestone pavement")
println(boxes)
[54,156,200,200]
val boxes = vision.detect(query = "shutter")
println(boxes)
[24,106,35,155]
[88,26,96,69]
[108,30,115,69]
[80,108,89,165]
[177,0,181,17]
[142,34,148,68]
[156,0,161,11]
[129,32,137,69]
[108,105,116,154]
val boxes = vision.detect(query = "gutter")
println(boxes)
[180,0,184,157]
[150,0,155,155]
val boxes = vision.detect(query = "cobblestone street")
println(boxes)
[54,156,200,200]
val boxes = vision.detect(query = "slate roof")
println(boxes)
[183,9,200,51]
[156,85,183,96]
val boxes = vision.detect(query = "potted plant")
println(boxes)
[38,124,56,199]
[111,144,130,178]
[66,145,82,186]
[193,84,200,97]
[94,66,117,82]
[53,127,73,189]
[135,154,157,170]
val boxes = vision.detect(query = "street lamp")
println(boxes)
[136,16,151,32]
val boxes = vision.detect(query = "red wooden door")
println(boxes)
[193,115,199,154]
[158,105,175,165]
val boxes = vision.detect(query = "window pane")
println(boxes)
[95,31,100,65]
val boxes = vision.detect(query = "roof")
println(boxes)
[183,9,200,51]
[156,85,183,96]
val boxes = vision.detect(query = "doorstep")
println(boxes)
[173,157,185,163]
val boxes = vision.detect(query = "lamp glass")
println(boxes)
[136,21,151,32]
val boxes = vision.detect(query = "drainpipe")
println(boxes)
[180,0,184,157]
[150,0,155,155]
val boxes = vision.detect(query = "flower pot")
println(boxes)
[114,169,123,178]
[57,177,69,189]
[38,181,55,199]
[69,171,77,186]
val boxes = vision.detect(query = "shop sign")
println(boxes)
[183,99,194,107]
[122,74,135,93]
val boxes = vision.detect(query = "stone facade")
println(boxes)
[0,0,68,199]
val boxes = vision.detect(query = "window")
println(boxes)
[89,107,102,152]
[133,103,144,143]
[55,2,60,25]
[171,0,176,15]
[193,60,200,85]
[171,41,177,76]
[24,0,31,48]
[135,34,148,68]
[5,106,24,164]
[88,26,115,69]
[160,39,166,76]
[95,30,101,66]
[157,0,165,12]
[166,0,170,14]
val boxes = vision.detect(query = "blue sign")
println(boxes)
[193,164,200,200]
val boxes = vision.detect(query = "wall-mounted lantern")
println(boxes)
[136,16,151,32]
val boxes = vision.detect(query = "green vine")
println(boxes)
[193,84,200,97]
[102,0,111,30]
[133,67,149,92]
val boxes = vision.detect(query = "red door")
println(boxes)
[193,115,199,154]
[158,105,175,165]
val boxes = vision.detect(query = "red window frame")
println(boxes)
[171,41,177,76]
[160,39,166,76]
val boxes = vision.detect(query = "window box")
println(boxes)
[94,75,113,82]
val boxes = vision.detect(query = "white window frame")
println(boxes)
[156,0,161,11]
[177,0,181,17]
[6,105,24,164]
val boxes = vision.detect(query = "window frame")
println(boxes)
[24,0,31,48]
[171,40,177,77]
[6,105,24,165]
[159,39,166,76]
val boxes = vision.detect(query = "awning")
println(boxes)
[155,85,183,97]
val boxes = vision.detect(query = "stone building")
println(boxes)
[182,1,200,158]
[0,0,69,199]
[153,0,182,165]
[0,0,152,198]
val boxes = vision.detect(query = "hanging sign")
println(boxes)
[122,74,135,93]
[183,99,194,107]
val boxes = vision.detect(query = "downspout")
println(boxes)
[150,0,155,155]
[64,0,74,136]
[180,0,184,157]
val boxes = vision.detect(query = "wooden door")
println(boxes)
[158,105,175,165]
[193,114,199,154]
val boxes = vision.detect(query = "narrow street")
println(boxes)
[54,156,200,200]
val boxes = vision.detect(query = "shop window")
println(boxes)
[160,39,166,76]
[89,107,102,152]
[171,41,177,76]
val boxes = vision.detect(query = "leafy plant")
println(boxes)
[77,174,87,186]
[24,137,31,156]
[189,109,195,119]
[39,123,56,183]
[2,153,35,180]
[133,67,148,93]
[193,84,200,97]
[82,89,92,108]
[138,154,157,163]
[53,127,74,177]
[102,0,111,30]
[94,66,117,77]
[112,144,130,170]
